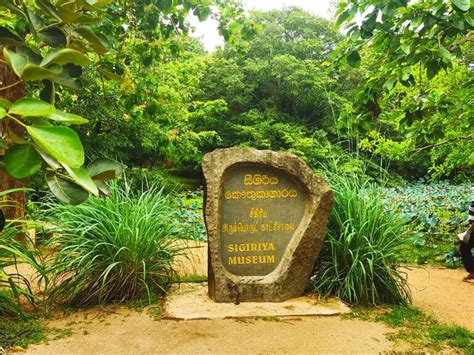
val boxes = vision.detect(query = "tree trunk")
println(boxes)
[0,46,26,221]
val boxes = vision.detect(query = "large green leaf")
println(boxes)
[20,64,62,81]
[16,46,42,65]
[50,71,82,89]
[62,164,99,195]
[56,4,81,23]
[98,66,124,83]
[466,13,474,27]
[75,14,103,25]
[0,27,22,45]
[41,48,91,67]
[27,8,44,30]
[46,109,89,125]
[0,99,12,109]
[46,175,89,205]
[5,144,42,179]
[86,158,125,180]
[34,145,61,169]
[3,48,27,77]
[347,50,361,68]
[437,47,452,60]
[10,98,55,117]
[0,107,6,119]
[26,126,84,168]
[94,180,111,196]
[74,27,111,55]
[9,98,54,117]
[452,0,470,11]
[38,27,66,47]
[85,0,114,7]
[36,0,61,20]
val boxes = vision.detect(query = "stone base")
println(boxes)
[163,283,351,320]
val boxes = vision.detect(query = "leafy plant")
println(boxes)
[334,0,473,179]
[43,180,185,306]
[171,189,206,241]
[382,181,471,264]
[0,0,120,204]
[0,0,247,204]
[312,174,411,306]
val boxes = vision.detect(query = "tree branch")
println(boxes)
[409,134,473,157]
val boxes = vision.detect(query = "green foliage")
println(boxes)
[383,181,471,264]
[0,318,46,350]
[43,180,186,306]
[0,0,125,203]
[57,7,362,176]
[336,0,472,77]
[0,0,249,204]
[313,174,411,306]
[334,0,473,180]
[376,306,474,352]
[171,190,206,241]
[125,168,201,193]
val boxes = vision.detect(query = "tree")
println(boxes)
[0,0,123,206]
[0,0,249,206]
[334,0,473,179]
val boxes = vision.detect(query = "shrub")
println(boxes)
[44,180,184,306]
[312,174,411,306]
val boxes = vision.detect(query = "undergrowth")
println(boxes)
[383,181,471,265]
[0,318,46,351]
[349,306,474,353]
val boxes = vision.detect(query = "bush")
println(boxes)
[312,174,411,306]
[44,180,184,306]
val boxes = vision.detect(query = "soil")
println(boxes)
[27,309,394,354]
[405,266,474,331]
[22,265,473,354]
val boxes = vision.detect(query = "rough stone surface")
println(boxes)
[163,283,351,320]
[203,148,333,302]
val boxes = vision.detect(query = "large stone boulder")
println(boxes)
[203,148,333,302]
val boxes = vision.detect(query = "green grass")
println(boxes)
[0,223,48,318]
[313,174,411,306]
[173,275,208,283]
[349,306,474,353]
[0,318,47,350]
[43,180,187,307]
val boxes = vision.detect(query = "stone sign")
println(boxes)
[203,148,333,303]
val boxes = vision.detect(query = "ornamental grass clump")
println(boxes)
[44,181,182,307]
[312,174,411,306]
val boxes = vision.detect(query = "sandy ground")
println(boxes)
[27,308,394,354]
[406,266,474,331]
[10,242,474,354]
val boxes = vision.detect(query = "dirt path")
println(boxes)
[27,308,394,354]
[406,266,474,331]
[21,259,473,354]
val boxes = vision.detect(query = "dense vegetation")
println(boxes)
[0,0,473,349]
